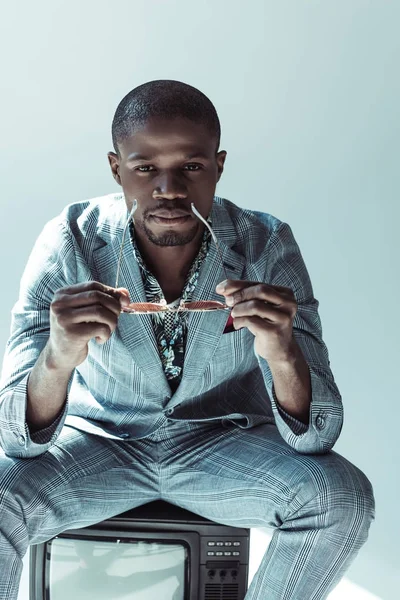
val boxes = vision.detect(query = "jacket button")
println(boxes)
[316,415,326,430]
[165,408,174,416]
[18,435,25,446]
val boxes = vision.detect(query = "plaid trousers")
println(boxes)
[0,418,375,600]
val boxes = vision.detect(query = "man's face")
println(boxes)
[108,117,226,247]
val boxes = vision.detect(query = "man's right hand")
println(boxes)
[47,281,130,370]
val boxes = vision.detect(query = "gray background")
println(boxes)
[0,1,398,599]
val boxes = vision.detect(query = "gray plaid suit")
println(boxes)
[0,194,375,599]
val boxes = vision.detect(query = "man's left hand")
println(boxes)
[216,279,298,364]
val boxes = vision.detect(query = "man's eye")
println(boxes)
[136,165,154,172]
[184,164,202,171]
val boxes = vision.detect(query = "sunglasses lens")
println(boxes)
[182,301,227,311]
[122,302,167,314]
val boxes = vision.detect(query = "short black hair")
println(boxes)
[111,79,221,155]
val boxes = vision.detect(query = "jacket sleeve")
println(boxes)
[0,218,76,458]
[257,220,343,454]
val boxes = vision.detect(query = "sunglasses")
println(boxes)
[115,200,230,314]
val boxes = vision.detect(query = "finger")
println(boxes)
[216,279,254,295]
[57,281,118,296]
[232,315,267,335]
[67,322,113,344]
[231,299,294,323]
[52,290,125,317]
[55,304,119,333]
[226,283,295,308]
[216,280,295,304]
[56,282,130,306]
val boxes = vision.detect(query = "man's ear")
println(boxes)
[107,152,122,185]
[216,150,227,182]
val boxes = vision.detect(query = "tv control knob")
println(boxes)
[207,570,215,578]
[231,569,238,577]
[220,570,227,577]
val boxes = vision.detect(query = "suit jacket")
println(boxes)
[0,194,343,458]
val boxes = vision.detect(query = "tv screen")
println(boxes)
[45,536,187,600]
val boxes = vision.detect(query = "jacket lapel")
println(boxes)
[92,204,171,397]
[172,201,247,404]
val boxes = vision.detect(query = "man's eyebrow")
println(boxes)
[126,151,211,161]
[126,152,152,161]
[185,152,212,160]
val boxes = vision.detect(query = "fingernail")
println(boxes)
[118,294,130,307]
[225,295,234,306]
[216,280,227,292]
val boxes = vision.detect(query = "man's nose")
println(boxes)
[152,170,188,200]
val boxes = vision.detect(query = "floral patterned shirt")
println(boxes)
[129,221,211,392]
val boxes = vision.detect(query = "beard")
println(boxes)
[136,214,200,247]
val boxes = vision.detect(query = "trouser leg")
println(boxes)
[0,426,160,600]
[158,421,376,600]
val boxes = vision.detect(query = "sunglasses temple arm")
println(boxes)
[115,199,138,289]
[191,203,229,282]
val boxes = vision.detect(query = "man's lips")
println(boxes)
[150,211,191,219]
[149,212,192,225]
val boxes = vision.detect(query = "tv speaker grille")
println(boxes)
[205,583,240,599]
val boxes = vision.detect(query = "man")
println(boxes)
[0,80,374,599]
